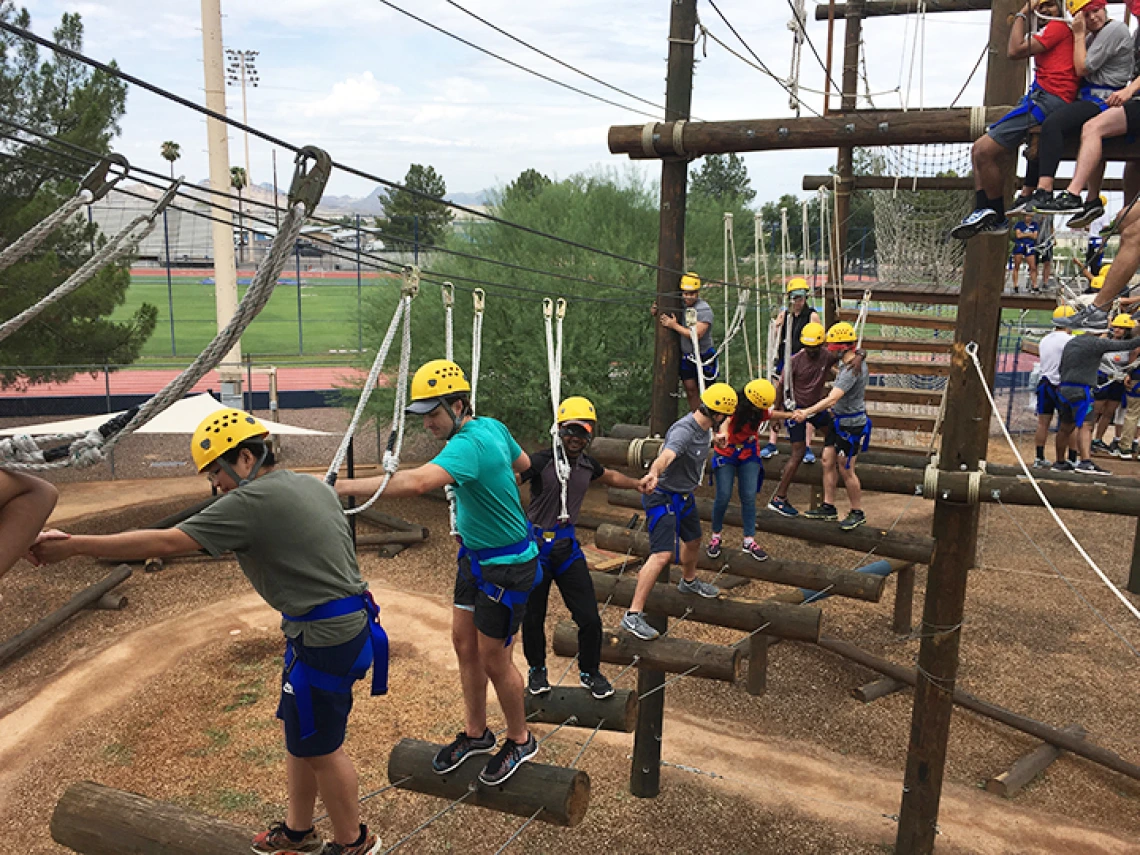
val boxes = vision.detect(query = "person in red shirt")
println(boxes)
[953,0,1077,240]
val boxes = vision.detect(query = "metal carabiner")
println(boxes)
[542,297,554,319]
[401,265,420,298]
[685,307,698,328]
[287,146,332,213]
[555,297,567,320]
[473,288,486,314]
[80,153,130,202]
[146,177,185,223]
[440,281,454,308]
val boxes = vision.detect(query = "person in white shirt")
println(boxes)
[1034,307,1077,467]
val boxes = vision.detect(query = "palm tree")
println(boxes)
[160,141,181,179]
[231,166,248,266]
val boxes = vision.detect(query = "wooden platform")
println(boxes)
[840,286,1057,311]
[860,337,953,354]
[868,358,950,376]
[864,386,944,406]
[838,309,957,331]
[870,413,938,432]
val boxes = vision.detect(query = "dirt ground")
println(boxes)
[2,433,1140,854]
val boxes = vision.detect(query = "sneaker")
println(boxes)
[802,448,817,464]
[1066,200,1106,230]
[705,533,723,559]
[1056,303,1109,332]
[1109,440,1122,457]
[479,732,538,786]
[1032,189,1082,214]
[839,509,867,531]
[1006,194,1033,216]
[252,823,324,855]
[951,207,998,240]
[527,666,551,696]
[432,728,497,774]
[1075,459,1112,475]
[621,611,659,640]
[1091,438,1111,455]
[580,670,615,699]
[767,495,799,517]
[324,829,382,855]
[1052,460,1075,472]
[803,503,839,521]
[1032,457,1051,469]
[677,577,720,598]
[1120,444,1135,460]
[742,539,769,561]
[979,217,1011,236]
[759,442,779,459]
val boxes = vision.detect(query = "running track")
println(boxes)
[0,367,367,399]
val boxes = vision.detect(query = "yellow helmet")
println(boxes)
[191,408,268,473]
[557,395,597,424]
[1112,313,1137,330]
[744,378,776,410]
[701,382,738,415]
[1052,305,1076,321]
[800,322,826,346]
[786,277,809,296]
[826,321,857,344]
[407,359,470,414]
[1099,194,1108,207]
[1066,0,1093,13]
[680,272,702,292]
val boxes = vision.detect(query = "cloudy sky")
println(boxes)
[19,0,994,204]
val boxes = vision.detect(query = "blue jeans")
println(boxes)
[711,459,762,537]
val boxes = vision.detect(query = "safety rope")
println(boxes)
[754,211,767,376]
[853,289,873,349]
[0,146,331,472]
[687,308,708,398]
[0,154,127,275]
[723,213,731,385]
[470,288,485,411]
[543,297,572,523]
[721,212,753,378]
[786,0,806,115]
[0,178,182,344]
[441,281,455,361]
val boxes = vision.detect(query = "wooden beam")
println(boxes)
[553,621,742,682]
[524,686,638,733]
[815,0,989,19]
[840,286,1058,310]
[838,308,958,330]
[860,337,954,354]
[985,725,1087,798]
[864,387,945,406]
[868,359,950,377]
[354,530,427,547]
[803,174,1128,192]
[388,739,590,827]
[746,633,771,696]
[894,562,917,635]
[853,676,908,703]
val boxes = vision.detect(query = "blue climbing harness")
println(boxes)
[1058,382,1094,427]
[990,83,1048,128]
[710,440,758,470]
[832,410,872,468]
[1079,84,1120,113]
[642,489,695,562]
[1036,378,1059,415]
[530,522,585,579]
[281,592,389,741]
[457,536,542,646]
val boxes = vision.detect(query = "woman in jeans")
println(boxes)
[706,378,786,561]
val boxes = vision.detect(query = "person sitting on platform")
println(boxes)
[0,471,56,582]
[1010,213,1040,293]
[791,322,870,531]
[1034,306,1080,468]
[651,272,716,413]
[761,278,821,460]
[620,383,737,642]
[519,396,641,700]
[952,0,1077,240]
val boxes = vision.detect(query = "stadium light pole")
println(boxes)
[224,48,258,187]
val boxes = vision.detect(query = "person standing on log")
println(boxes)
[620,383,737,641]
[335,359,541,786]
[1033,306,1080,468]
[761,278,822,461]
[0,471,56,582]
[791,322,871,531]
[952,0,1078,241]
[519,395,641,700]
[1090,314,1136,455]
[651,271,716,412]
[31,410,386,855]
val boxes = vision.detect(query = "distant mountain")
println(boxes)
[446,190,491,206]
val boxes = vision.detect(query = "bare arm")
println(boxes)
[638,447,677,493]
[0,472,58,577]
[513,451,531,474]
[32,527,201,565]
[1071,13,1089,77]
[336,463,454,500]
[600,467,642,490]
[797,386,845,421]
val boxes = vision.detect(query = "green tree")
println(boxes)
[0,5,156,386]
[377,163,455,249]
[502,168,552,206]
[690,153,755,205]
[160,140,180,179]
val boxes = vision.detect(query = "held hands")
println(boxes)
[638,471,658,494]
[790,409,808,424]
[658,313,680,332]
[28,529,72,566]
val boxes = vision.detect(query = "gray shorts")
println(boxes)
[643,491,702,556]
[986,88,1067,151]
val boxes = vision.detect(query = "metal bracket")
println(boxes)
[685,307,698,327]
[401,265,420,298]
[146,177,184,223]
[287,146,332,213]
[440,281,454,308]
[80,153,130,202]
[555,297,567,320]
[473,288,486,314]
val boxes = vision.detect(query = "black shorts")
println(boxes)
[1036,379,1058,416]
[679,348,718,383]
[1094,381,1126,403]
[824,420,867,460]
[642,491,702,555]
[455,554,537,640]
[787,411,832,444]
[1125,98,1140,137]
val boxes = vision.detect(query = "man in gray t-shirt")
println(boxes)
[791,322,870,531]
[620,383,737,641]
[652,271,718,412]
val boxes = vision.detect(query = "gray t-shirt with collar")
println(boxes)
[656,412,712,494]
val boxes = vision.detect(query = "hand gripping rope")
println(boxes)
[0,146,331,472]
[0,175,182,345]
[469,288,486,411]
[543,297,572,522]
[0,153,128,275]
[325,266,419,516]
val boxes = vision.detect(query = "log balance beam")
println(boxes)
[388,739,590,827]
[985,725,1087,798]
[525,686,638,732]
[553,620,743,682]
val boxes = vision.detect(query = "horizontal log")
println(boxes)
[388,738,590,827]
[867,359,950,377]
[590,436,663,470]
[0,565,132,668]
[604,489,935,564]
[354,507,429,538]
[1022,339,1040,357]
[589,571,821,641]
[354,530,427,547]
[51,781,252,855]
[839,286,1058,311]
[814,0,989,19]
[144,557,164,573]
[553,620,742,682]
[524,685,638,732]
[852,676,908,703]
[859,337,954,355]
[609,423,658,439]
[803,174,1128,192]
[986,725,1087,798]
[864,387,944,406]
[90,592,128,611]
[867,414,938,432]
[838,309,958,331]
[145,497,218,530]
[817,636,1140,783]
[609,108,1010,159]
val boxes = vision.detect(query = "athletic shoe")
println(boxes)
[839,509,867,531]
[705,533,723,559]
[1075,460,1112,475]
[1032,457,1051,469]
[759,443,779,459]
[1120,444,1135,460]
[252,823,324,855]
[1006,194,1033,216]
[677,577,720,598]
[1055,303,1109,332]
[1109,440,1122,457]
[803,503,839,521]
[479,732,538,786]
[1052,460,1075,472]
[1032,190,1082,214]
[767,496,799,517]
[1066,200,1106,230]
[742,539,769,561]
[527,666,551,696]
[432,728,497,774]
[324,829,382,855]
[580,671,615,699]
[1091,438,1111,455]
[802,448,817,464]
[978,217,1011,236]
[951,207,999,240]
[621,611,659,640]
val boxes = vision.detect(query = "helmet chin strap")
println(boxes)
[217,446,269,487]
[441,397,463,440]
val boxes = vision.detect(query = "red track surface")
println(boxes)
[0,367,366,398]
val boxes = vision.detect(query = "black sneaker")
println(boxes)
[1052,460,1075,472]
[1066,200,1105,230]
[432,728,497,774]
[478,732,538,786]
[1022,188,1055,212]
[527,666,551,696]
[1109,440,1122,457]
[1075,460,1112,476]
[1091,438,1111,455]
[803,503,839,521]
[839,509,867,531]
[1006,194,1033,216]
[1032,190,1082,214]
[978,217,1011,236]
[580,670,615,699]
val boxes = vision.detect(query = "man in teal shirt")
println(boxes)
[336,359,539,786]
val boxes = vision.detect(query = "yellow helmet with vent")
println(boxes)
[800,322,826,346]
[680,272,702,292]
[1111,313,1137,330]
[191,409,269,473]
[407,359,471,414]
[826,321,857,344]
[786,277,809,296]
[557,396,597,424]
[744,378,776,409]
[701,382,738,415]
[1052,305,1076,321]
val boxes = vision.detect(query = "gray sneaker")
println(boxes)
[621,611,659,640]
[1056,304,1109,332]
[677,577,720,598]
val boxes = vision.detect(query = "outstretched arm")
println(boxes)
[31,527,201,566]
[335,463,454,500]
[600,468,642,490]
[0,472,58,578]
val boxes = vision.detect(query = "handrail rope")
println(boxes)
[965,341,1140,622]
[755,212,767,376]
[688,313,708,398]
[543,297,572,523]
[470,288,486,411]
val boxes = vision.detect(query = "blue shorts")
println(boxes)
[1012,240,1035,257]
[680,348,718,382]
[643,491,702,556]
[1036,379,1058,416]
[787,411,832,444]
[277,626,369,758]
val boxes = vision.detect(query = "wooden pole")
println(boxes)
[524,686,638,732]
[746,633,770,696]
[552,621,742,682]
[145,496,218,529]
[354,531,427,547]
[893,562,916,635]
[853,676,907,703]
[631,611,668,798]
[985,725,1087,798]
[1128,517,1140,595]
[829,0,864,327]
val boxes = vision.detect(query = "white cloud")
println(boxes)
[298,72,402,118]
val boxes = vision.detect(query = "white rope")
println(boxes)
[687,307,708,398]
[543,298,571,523]
[800,199,811,280]
[786,0,806,115]
[470,288,485,412]
[712,287,751,363]
[754,211,766,376]
[853,289,873,349]
[965,342,1140,623]
[723,212,732,385]
[442,281,454,362]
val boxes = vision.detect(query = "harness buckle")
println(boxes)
[287,146,333,213]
